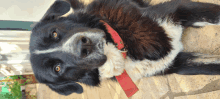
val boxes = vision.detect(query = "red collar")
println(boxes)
[100,20,138,97]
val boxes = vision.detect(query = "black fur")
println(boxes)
[141,0,220,26]
[29,0,220,96]
[86,0,173,60]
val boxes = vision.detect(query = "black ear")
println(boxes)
[41,1,71,21]
[65,0,85,9]
[48,82,83,95]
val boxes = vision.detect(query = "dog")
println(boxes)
[29,0,220,96]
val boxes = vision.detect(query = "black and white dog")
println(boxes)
[29,0,220,95]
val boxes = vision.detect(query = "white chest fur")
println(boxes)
[98,43,125,80]
[99,19,184,82]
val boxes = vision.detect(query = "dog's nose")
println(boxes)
[79,37,93,57]
[80,37,88,44]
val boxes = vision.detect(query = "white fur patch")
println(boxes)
[192,22,215,27]
[98,43,125,80]
[33,31,103,55]
[34,48,60,54]
[33,33,80,55]
[192,18,220,27]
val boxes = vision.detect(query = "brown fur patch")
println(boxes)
[87,0,173,60]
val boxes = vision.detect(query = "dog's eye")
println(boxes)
[52,31,59,39]
[55,65,61,72]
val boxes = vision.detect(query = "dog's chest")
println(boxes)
[125,19,184,82]
[99,19,184,82]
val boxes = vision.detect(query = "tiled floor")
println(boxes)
[36,74,220,99]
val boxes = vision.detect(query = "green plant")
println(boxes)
[1,75,28,99]
[0,93,14,99]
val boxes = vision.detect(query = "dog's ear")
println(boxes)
[48,82,83,95]
[64,0,85,9]
[41,1,71,21]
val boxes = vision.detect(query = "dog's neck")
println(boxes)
[99,42,125,79]
[98,20,126,80]
[98,21,138,97]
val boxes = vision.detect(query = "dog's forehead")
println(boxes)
[32,20,70,33]
[30,53,77,76]
[31,19,95,37]
[30,20,84,51]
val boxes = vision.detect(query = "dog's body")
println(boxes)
[29,0,220,95]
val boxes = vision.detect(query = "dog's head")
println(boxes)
[29,1,108,95]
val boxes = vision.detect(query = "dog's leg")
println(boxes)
[161,52,220,75]
[144,1,220,75]
[143,0,220,27]
[174,1,220,27]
